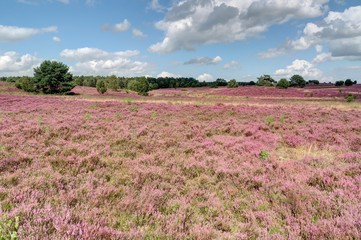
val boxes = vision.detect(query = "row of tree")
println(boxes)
[1,60,358,95]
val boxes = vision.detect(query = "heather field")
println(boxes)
[1,82,361,239]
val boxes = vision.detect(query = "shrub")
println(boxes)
[127,77,150,95]
[276,78,290,89]
[346,93,356,102]
[15,77,36,92]
[227,79,238,88]
[96,80,107,94]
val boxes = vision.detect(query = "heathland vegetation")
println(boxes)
[0,61,360,239]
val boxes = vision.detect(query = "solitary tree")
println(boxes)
[290,74,306,88]
[96,80,107,94]
[33,60,73,94]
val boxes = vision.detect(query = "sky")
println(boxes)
[0,0,360,82]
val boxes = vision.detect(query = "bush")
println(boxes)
[15,77,36,92]
[346,93,356,102]
[276,78,290,89]
[227,79,238,88]
[127,77,150,95]
[96,80,107,94]
[33,60,74,94]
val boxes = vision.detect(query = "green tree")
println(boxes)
[33,60,74,94]
[215,78,228,86]
[276,78,290,89]
[308,80,319,85]
[127,77,150,95]
[345,79,353,86]
[257,75,276,86]
[96,80,107,94]
[290,74,306,88]
[335,80,344,87]
[227,79,238,88]
[105,75,119,91]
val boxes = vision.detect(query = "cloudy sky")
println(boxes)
[0,0,360,82]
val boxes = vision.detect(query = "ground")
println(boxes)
[0,82,361,239]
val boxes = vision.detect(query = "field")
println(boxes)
[1,82,361,239]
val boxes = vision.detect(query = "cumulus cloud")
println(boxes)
[274,59,324,80]
[112,19,130,32]
[157,71,181,78]
[60,47,148,76]
[149,0,328,53]
[312,53,330,64]
[197,73,214,82]
[0,25,57,42]
[132,28,146,38]
[0,51,40,76]
[184,56,222,65]
[263,6,361,61]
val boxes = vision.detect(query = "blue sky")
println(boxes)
[0,0,360,82]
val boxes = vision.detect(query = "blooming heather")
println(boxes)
[0,83,360,239]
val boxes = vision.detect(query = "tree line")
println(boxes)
[0,61,358,95]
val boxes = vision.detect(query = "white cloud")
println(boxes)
[264,6,361,61]
[0,51,40,76]
[312,53,333,64]
[315,45,323,53]
[53,36,61,43]
[197,73,214,82]
[274,59,324,80]
[184,56,222,65]
[132,28,146,38]
[149,0,328,53]
[223,60,240,69]
[60,47,139,60]
[148,0,165,12]
[157,71,181,78]
[258,48,287,59]
[60,47,148,76]
[113,19,130,32]
[0,25,57,42]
